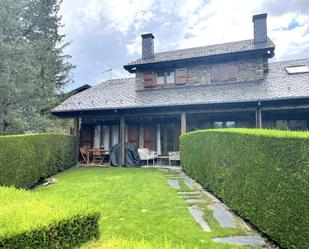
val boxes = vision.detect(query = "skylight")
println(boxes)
[286,65,309,74]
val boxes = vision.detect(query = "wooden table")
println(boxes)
[86,149,105,165]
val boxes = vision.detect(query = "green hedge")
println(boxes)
[180,128,309,249]
[0,133,76,188]
[0,187,100,249]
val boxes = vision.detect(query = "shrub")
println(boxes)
[0,187,100,249]
[0,133,76,188]
[180,128,309,249]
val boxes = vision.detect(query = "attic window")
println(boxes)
[286,65,309,74]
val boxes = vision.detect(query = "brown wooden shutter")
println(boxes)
[211,62,236,83]
[144,72,155,88]
[175,68,187,85]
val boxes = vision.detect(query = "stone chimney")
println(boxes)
[141,33,154,59]
[252,13,267,43]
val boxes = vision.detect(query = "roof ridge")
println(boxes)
[154,38,256,55]
[269,58,309,65]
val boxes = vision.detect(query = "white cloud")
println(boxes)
[60,0,155,36]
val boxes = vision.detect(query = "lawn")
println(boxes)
[35,167,259,249]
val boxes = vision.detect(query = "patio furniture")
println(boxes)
[80,146,90,164]
[90,148,105,165]
[168,151,180,166]
[138,148,158,165]
[157,155,169,166]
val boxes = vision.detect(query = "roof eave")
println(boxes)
[123,47,275,72]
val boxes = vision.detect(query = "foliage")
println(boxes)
[0,0,74,134]
[180,128,309,249]
[0,186,100,249]
[37,167,252,249]
[0,133,76,188]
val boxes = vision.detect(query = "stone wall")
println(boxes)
[135,56,265,90]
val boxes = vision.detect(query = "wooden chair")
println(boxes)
[80,146,90,164]
[92,148,104,165]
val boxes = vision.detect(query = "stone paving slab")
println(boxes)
[184,176,194,189]
[188,206,211,232]
[213,236,266,246]
[167,179,180,189]
[177,191,200,195]
[185,199,207,203]
[208,203,236,228]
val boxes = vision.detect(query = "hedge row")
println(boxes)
[0,187,100,249]
[180,129,309,249]
[0,133,76,188]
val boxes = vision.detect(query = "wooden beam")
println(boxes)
[262,104,309,111]
[181,112,187,134]
[124,107,256,118]
[120,115,126,166]
[73,118,80,162]
[255,106,262,128]
[139,124,144,148]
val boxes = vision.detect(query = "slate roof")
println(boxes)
[52,58,309,114]
[124,38,275,69]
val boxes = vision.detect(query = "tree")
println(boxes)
[0,0,74,134]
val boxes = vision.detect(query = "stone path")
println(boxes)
[163,168,266,247]
[187,206,211,232]
[167,179,180,189]
[213,236,266,246]
[184,176,194,188]
[208,203,236,228]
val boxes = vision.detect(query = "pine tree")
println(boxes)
[0,0,74,134]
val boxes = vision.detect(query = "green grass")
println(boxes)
[35,167,259,249]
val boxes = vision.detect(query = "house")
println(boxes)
[52,13,309,165]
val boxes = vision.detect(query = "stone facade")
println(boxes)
[135,56,265,90]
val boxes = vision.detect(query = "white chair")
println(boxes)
[138,148,158,166]
[168,151,180,166]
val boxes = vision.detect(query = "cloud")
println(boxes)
[59,0,309,90]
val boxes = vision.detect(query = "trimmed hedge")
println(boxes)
[180,128,309,249]
[0,187,100,249]
[0,133,76,188]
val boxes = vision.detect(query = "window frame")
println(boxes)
[155,70,175,85]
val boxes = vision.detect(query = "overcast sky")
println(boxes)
[59,0,309,91]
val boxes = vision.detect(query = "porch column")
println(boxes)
[156,124,161,155]
[73,117,80,162]
[181,112,187,134]
[120,115,126,166]
[255,106,262,128]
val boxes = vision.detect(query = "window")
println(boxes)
[286,65,309,74]
[226,121,236,128]
[156,72,165,84]
[166,71,175,84]
[213,121,235,129]
[156,70,175,84]
[211,62,237,83]
[213,122,223,128]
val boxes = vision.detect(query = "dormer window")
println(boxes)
[144,68,187,88]
[156,71,175,84]
[286,65,309,74]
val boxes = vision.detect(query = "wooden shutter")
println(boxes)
[211,62,237,83]
[144,72,155,88]
[175,68,187,85]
